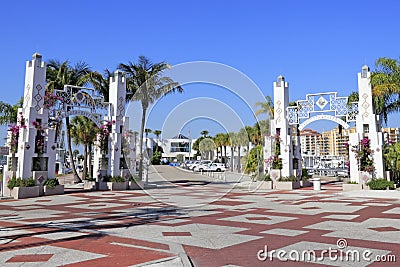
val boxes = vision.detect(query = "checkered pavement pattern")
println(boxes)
[0,182,399,266]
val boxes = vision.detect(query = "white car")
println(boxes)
[193,163,209,172]
[191,160,212,171]
[186,161,200,170]
[206,163,226,172]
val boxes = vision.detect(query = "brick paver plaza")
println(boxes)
[1,166,399,266]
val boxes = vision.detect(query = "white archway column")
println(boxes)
[270,75,295,178]
[349,65,385,182]
[108,71,127,177]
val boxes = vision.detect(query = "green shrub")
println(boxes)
[7,177,36,189]
[301,168,309,180]
[151,150,162,165]
[366,178,395,190]
[347,181,358,184]
[110,176,125,183]
[44,178,60,189]
[278,176,297,182]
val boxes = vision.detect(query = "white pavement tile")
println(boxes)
[36,231,89,240]
[261,228,308,236]
[323,215,359,220]
[383,207,400,214]
[102,223,262,249]
[66,202,127,210]
[0,245,106,266]
[219,214,297,225]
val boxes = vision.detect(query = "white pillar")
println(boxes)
[271,75,293,178]
[108,71,126,177]
[349,65,385,182]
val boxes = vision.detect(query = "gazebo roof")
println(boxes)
[172,133,189,139]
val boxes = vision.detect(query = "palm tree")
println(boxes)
[228,132,237,172]
[70,116,98,180]
[199,137,216,160]
[144,128,152,157]
[235,128,249,173]
[255,95,274,118]
[73,149,79,162]
[153,130,162,140]
[371,57,400,124]
[119,56,183,180]
[153,130,162,151]
[200,130,209,138]
[0,98,23,125]
[214,133,225,161]
[89,69,113,102]
[46,60,92,183]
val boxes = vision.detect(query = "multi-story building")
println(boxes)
[382,128,400,144]
[299,128,321,156]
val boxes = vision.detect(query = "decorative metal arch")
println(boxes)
[287,92,358,127]
[50,85,110,126]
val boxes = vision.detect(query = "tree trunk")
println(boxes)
[230,146,234,172]
[88,143,93,179]
[237,145,241,173]
[83,143,88,180]
[66,116,81,183]
[224,145,227,167]
[138,107,147,181]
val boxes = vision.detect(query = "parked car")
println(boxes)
[190,160,212,171]
[206,163,226,172]
[193,163,209,172]
[187,161,200,170]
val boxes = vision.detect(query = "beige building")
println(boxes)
[299,128,321,156]
[382,128,400,144]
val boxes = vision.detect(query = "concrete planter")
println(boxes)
[275,181,301,190]
[44,185,64,196]
[107,182,128,191]
[129,181,144,190]
[342,183,362,191]
[83,181,97,190]
[300,180,312,188]
[258,181,273,190]
[10,186,40,199]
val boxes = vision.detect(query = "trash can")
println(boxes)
[313,178,321,191]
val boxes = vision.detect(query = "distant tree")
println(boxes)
[199,137,216,160]
[255,95,274,118]
[200,130,209,137]
[0,98,23,125]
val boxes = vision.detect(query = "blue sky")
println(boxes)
[1,0,400,141]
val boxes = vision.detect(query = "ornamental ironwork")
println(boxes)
[50,85,110,126]
[287,92,358,125]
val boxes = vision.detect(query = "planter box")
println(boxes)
[300,180,312,188]
[44,185,64,196]
[83,181,97,190]
[342,183,362,191]
[10,186,40,199]
[275,181,300,190]
[258,181,273,190]
[129,181,144,190]
[107,182,128,191]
